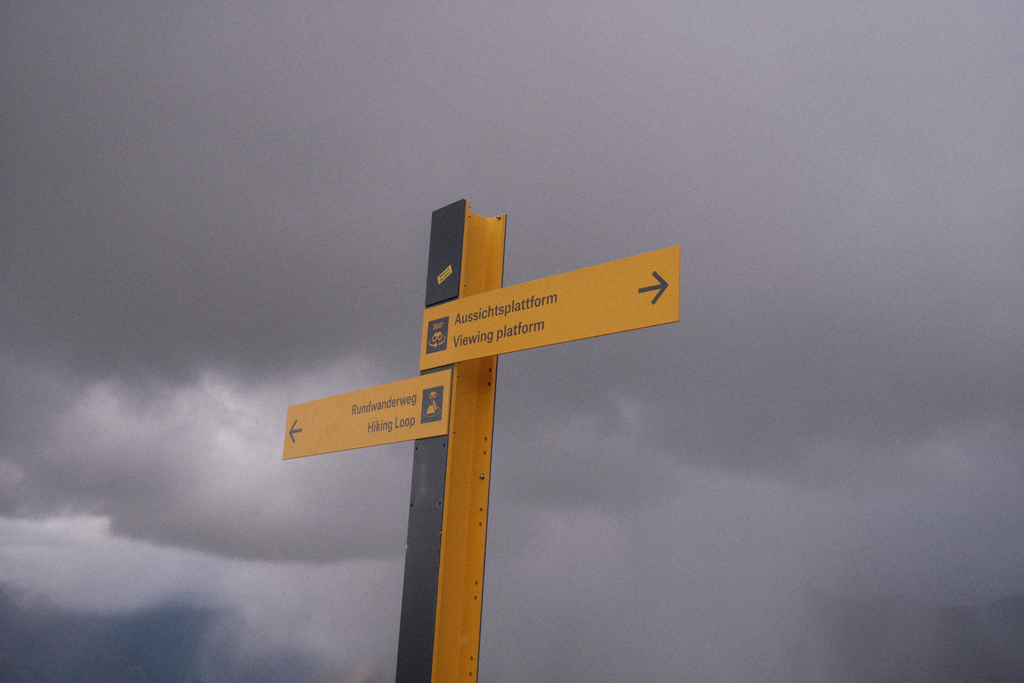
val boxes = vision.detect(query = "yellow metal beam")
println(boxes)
[431,209,505,682]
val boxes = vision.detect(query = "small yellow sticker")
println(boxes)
[437,264,453,285]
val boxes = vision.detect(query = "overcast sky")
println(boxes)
[2,1,1023,680]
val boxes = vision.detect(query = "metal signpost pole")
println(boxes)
[282,199,677,682]
[395,200,505,683]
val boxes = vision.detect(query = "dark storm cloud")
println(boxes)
[4,0,1021,398]
[0,358,416,562]
[481,0,1024,473]
[1,0,1021,533]
[1,1,433,381]
[2,4,1024,677]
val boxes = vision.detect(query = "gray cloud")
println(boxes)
[2,1,1023,679]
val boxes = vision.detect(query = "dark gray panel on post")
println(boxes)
[395,511,443,683]
[395,427,450,682]
[397,203,466,682]
[408,435,448,510]
[425,199,466,307]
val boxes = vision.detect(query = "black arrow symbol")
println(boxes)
[638,271,669,304]
[289,419,302,443]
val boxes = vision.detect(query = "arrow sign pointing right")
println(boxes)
[638,270,668,304]
[420,245,680,369]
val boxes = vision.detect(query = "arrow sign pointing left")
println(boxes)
[283,369,453,459]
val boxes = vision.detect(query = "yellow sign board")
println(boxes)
[420,246,679,370]
[283,369,453,459]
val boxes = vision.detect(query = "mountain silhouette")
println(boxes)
[0,585,318,683]
[792,592,1024,682]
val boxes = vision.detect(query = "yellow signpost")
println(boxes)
[284,200,680,683]
[420,246,680,370]
[282,369,452,459]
